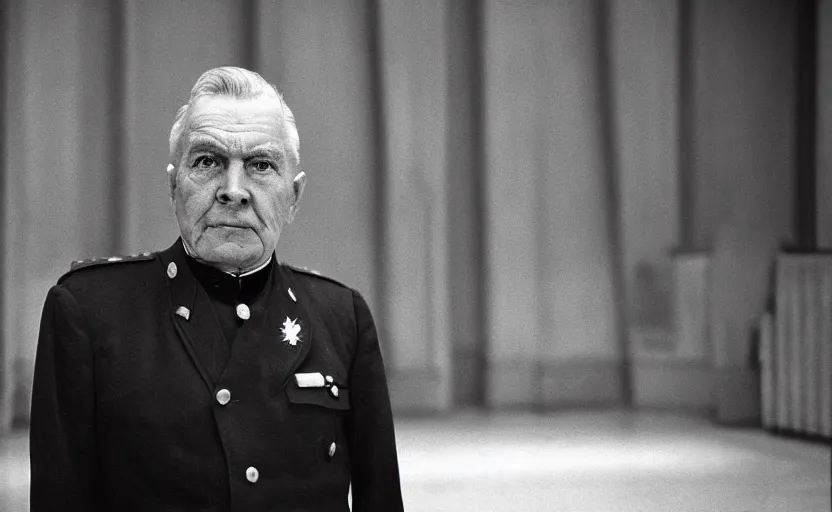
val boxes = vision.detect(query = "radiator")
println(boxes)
[761,254,832,437]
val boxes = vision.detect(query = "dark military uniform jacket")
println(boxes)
[29,240,404,511]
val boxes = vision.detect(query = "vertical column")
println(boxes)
[482,0,542,407]
[795,0,818,248]
[375,0,452,410]
[817,0,832,248]
[123,0,247,254]
[447,0,486,406]
[256,0,379,311]
[0,0,11,434]
[77,0,125,255]
[483,0,620,407]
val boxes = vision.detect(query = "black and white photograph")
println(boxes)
[0,1,830,511]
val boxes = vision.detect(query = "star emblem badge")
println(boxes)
[281,317,302,346]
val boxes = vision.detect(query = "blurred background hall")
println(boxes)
[1,0,831,510]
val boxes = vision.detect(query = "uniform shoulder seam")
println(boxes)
[58,252,156,284]
[283,263,353,291]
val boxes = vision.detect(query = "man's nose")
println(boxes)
[217,161,251,206]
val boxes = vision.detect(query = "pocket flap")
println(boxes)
[286,382,350,410]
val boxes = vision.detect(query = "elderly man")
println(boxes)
[29,66,403,511]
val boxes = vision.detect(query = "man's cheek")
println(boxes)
[275,195,293,221]
[183,191,212,217]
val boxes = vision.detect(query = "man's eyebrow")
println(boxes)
[185,135,228,154]
[249,142,285,153]
[247,143,286,158]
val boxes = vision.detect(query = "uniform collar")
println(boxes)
[184,252,274,306]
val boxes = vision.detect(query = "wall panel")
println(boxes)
[818,0,832,248]
[609,0,679,343]
[536,0,620,406]
[690,0,794,249]
[483,0,547,406]
[483,0,620,407]
[0,0,19,433]
[376,0,452,410]
[2,0,121,426]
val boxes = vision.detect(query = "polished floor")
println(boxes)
[1,411,829,511]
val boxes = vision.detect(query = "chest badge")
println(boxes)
[175,306,191,321]
[281,317,302,346]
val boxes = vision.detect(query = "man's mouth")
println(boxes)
[209,223,253,230]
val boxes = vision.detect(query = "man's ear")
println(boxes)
[287,171,307,223]
[166,164,177,203]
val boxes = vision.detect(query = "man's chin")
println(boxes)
[195,243,266,272]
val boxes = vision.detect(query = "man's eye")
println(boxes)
[253,161,275,173]
[194,156,219,170]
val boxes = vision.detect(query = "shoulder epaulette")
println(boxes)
[284,263,352,290]
[59,252,156,283]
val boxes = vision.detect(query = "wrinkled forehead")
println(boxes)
[186,95,289,134]
[182,95,292,152]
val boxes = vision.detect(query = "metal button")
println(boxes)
[167,262,178,279]
[329,385,340,399]
[246,466,259,483]
[216,388,231,406]
[325,375,334,384]
[236,303,250,320]
[328,442,337,458]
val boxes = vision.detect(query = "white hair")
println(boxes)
[169,66,300,166]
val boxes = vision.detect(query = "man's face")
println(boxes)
[169,95,305,272]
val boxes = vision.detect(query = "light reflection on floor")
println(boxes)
[401,442,758,479]
[1,411,829,511]
[396,411,830,511]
